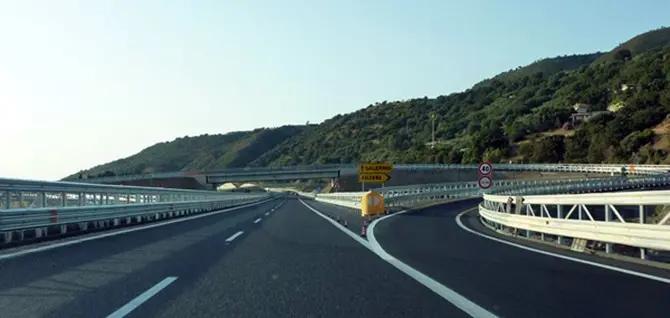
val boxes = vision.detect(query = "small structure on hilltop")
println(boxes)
[571,103,610,125]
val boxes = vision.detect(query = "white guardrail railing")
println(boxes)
[479,187,670,260]
[0,178,274,245]
[299,175,670,209]
[294,171,670,260]
[82,162,669,183]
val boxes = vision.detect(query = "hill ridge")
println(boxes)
[66,26,670,179]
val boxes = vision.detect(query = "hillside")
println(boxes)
[252,27,670,167]
[596,27,670,63]
[69,27,670,178]
[64,125,309,180]
[474,53,603,89]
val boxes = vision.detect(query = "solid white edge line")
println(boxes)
[225,231,244,242]
[299,198,498,318]
[253,218,262,224]
[0,197,277,261]
[298,199,372,250]
[368,210,498,318]
[106,276,178,318]
[455,209,670,285]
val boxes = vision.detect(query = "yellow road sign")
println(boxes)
[358,173,391,183]
[361,191,385,216]
[359,163,393,174]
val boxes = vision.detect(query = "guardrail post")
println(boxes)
[60,192,66,207]
[37,192,46,208]
[578,205,582,220]
[557,204,563,245]
[604,205,612,253]
[2,191,8,209]
[18,191,24,208]
[639,205,647,260]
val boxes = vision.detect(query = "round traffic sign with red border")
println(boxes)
[478,162,493,176]
[478,176,493,189]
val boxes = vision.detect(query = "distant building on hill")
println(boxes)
[571,103,610,125]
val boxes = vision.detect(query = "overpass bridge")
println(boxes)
[75,166,345,188]
[75,163,668,189]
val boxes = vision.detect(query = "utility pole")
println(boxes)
[431,114,436,149]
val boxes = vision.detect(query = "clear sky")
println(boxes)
[1,0,669,180]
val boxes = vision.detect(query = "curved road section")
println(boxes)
[371,198,670,318]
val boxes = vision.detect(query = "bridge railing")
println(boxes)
[78,163,668,183]
[0,177,248,210]
[304,174,670,209]
[479,186,670,259]
[300,171,670,260]
[0,177,275,246]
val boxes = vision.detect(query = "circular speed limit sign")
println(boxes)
[478,162,493,176]
[478,176,493,189]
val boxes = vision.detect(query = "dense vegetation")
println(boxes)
[67,27,670,179]
[66,125,308,179]
[473,53,602,89]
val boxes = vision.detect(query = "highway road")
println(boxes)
[372,198,670,318]
[0,195,465,318]
[1,195,669,317]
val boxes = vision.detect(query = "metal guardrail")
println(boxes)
[0,177,244,210]
[298,175,670,210]
[80,163,668,183]
[282,170,670,262]
[479,176,670,259]
[0,177,277,246]
[0,193,273,245]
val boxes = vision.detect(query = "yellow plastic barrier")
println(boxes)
[361,191,384,217]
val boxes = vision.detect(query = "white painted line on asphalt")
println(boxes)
[106,276,178,318]
[298,199,497,318]
[367,210,498,318]
[265,212,270,216]
[253,218,262,224]
[298,199,372,250]
[456,210,670,285]
[225,231,244,242]
[0,198,277,261]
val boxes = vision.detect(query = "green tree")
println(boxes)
[614,48,632,61]
[587,134,609,163]
[446,148,463,163]
[564,130,589,162]
[483,148,504,163]
[530,136,565,163]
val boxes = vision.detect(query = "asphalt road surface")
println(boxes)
[2,195,669,318]
[0,196,465,318]
[372,198,670,318]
